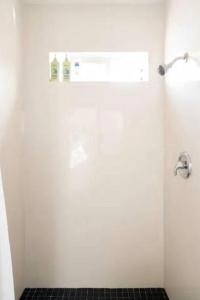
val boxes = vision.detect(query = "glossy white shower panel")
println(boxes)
[23,3,164,288]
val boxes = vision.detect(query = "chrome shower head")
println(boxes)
[158,64,167,76]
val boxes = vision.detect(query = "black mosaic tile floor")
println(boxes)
[20,288,169,300]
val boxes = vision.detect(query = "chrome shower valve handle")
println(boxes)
[174,161,187,176]
[174,152,192,179]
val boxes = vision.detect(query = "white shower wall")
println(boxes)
[165,0,200,299]
[23,3,165,288]
[0,0,24,298]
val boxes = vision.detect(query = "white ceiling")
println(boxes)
[22,0,164,5]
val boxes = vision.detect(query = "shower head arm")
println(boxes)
[166,53,189,70]
[158,52,189,76]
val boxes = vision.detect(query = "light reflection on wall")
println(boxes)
[70,143,87,169]
[12,6,16,26]
[100,111,123,155]
[68,109,124,169]
[68,108,97,170]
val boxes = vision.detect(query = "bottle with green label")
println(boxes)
[63,55,71,81]
[50,55,59,81]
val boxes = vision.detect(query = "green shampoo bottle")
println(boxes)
[50,55,59,81]
[63,55,71,81]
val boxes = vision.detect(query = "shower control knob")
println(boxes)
[174,152,192,179]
